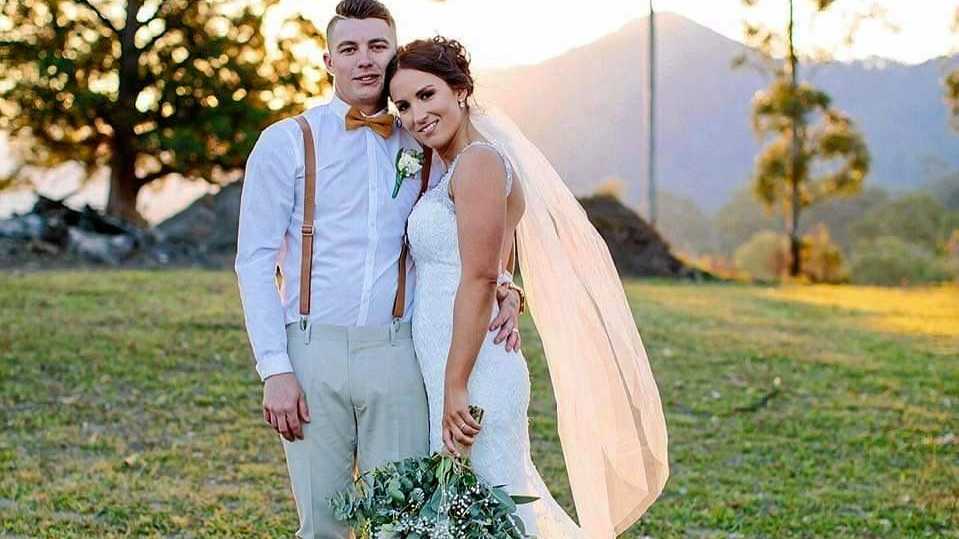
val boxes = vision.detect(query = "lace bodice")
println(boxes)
[407,141,513,285]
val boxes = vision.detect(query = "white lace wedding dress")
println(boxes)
[408,141,586,538]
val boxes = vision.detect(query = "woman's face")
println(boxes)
[389,68,468,149]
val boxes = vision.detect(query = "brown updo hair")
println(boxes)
[386,36,475,107]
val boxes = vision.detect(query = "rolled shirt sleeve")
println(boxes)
[234,120,299,382]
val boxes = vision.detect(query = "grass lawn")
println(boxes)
[1,270,957,537]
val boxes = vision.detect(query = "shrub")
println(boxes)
[944,230,959,281]
[734,231,790,282]
[734,226,848,283]
[800,224,848,283]
[850,236,951,285]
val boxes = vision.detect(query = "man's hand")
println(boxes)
[490,284,522,352]
[263,372,310,442]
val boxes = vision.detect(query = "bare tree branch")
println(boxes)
[74,0,120,35]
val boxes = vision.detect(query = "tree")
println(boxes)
[0,0,326,225]
[946,7,959,130]
[750,77,869,274]
[737,0,870,276]
[947,71,959,129]
[927,171,959,211]
[847,193,959,285]
[850,192,959,254]
[850,236,951,285]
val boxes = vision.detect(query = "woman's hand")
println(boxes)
[442,382,482,457]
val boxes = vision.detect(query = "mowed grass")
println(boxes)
[0,270,956,538]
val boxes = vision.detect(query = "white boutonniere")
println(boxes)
[393,148,424,198]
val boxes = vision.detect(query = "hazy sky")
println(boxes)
[274,0,959,68]
[3,0,957,221]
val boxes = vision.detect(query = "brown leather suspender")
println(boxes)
[392,147,432,319]
[293,114,432,324]
[294,116,317,321]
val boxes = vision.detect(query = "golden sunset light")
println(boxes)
[1,0,958,536]
[272,0,958,68]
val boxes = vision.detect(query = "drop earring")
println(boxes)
[458,100,466,109]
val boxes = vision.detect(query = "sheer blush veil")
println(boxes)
[472,106,669,537]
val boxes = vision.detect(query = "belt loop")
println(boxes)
[300,316,312,345]
[389,318,400,346]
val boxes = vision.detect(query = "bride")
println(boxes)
[387,36,669,538]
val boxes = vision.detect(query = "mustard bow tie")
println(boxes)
[345,106,396,139]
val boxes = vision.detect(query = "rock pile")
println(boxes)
[1,184,712,281]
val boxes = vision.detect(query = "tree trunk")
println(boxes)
[104,0,145,226]
[106,144,145,226]
[786,0,803,277]
[788,181,802,277]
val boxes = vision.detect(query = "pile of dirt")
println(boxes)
[577,194,710,279]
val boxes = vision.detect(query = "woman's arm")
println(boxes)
[442,147,510,455]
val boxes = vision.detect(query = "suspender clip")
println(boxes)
[299,316,311,345]
[389,318,401,346]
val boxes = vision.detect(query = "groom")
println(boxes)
[234,1,523,537]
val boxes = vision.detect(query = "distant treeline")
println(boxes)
[602,173,959,285]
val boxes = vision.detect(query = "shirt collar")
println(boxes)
[329,91,388,120]
[329,92,350,119]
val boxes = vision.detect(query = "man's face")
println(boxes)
[323,18,396,110]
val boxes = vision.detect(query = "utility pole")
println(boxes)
[647,0,657,226]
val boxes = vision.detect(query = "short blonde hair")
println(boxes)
[326,0,396,46]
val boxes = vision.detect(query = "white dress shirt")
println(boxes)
[235,93,442,381]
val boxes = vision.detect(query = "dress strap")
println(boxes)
[446,140,514,194]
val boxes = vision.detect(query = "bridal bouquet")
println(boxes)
[330,406,537,538]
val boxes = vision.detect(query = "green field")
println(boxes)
[1,270,957,537]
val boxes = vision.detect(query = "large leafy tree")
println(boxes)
[738,0,870,277]
[0,0,326,225]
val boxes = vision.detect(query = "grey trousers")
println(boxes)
[281,320,430,539]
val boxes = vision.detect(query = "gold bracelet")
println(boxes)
[506,282,526,314]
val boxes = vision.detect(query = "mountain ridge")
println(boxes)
[476,12,959,212]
